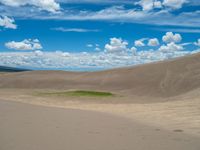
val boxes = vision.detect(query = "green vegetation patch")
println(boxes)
[38,90,114,97]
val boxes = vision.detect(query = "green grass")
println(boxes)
[37,90,114,98]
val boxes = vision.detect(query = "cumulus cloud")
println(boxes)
[34,50,44,56]
[1,32,199,71]
[105,38,128,53]
[194,39,200,46]
[0,0,60,13]
[162,32,182,43]
[154,0,162,8]
[130,46,137,55]
[163,0,188,9]
[134,38,147,47]
[148,38,159,46]
[0,48,198,71]
[135,0,154,11]
[0,16,17,29]
[136,0,187,11]
[159,42,184,52]
[5,39,43,50]
[135,0,162,11]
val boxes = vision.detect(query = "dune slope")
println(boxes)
[1,53,200,98]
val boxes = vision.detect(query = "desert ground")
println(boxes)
[1,53,200,150]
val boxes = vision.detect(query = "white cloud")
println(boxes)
[52,27,100,32]
[105,37,129,53]
[1,33,199,70]
[135,0,187,12]
[130,46,137,55]
[135,40,145,47]
[62,52,70,57]
[86,43,102,51]
[1,3,200,27]
[86,44,93,48]
[5,39,43,50]
[162,32,182,43]
[0,16,17,29]
[159,42,184,52]
[35,50,44,56]
[0,0,60,13]
[95,44,101,51]
[57,0,132,4]
[53,6,200,27]
[181,42,192,46]
[163,0,188,9]
[135,0,154,11]
[0,48,198,71]
[194,39,200,47]
[155,28,200,33]
[154,0,162,8]
[95,47,101,51]
[148,38,159,46]
[135,0,162,11]
[134,38,147,47]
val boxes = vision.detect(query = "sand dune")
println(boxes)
[0,53,200,149]
[1,53,200,99]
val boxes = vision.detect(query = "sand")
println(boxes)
[1,52,200,99]
[1,53,200,149]
[1,100,200,150]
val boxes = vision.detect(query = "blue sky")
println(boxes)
[0,0,200,71]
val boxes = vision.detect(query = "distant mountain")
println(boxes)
[0,66,30,72]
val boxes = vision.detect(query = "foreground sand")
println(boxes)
[1,100,200,150]
[1,88,200,137]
